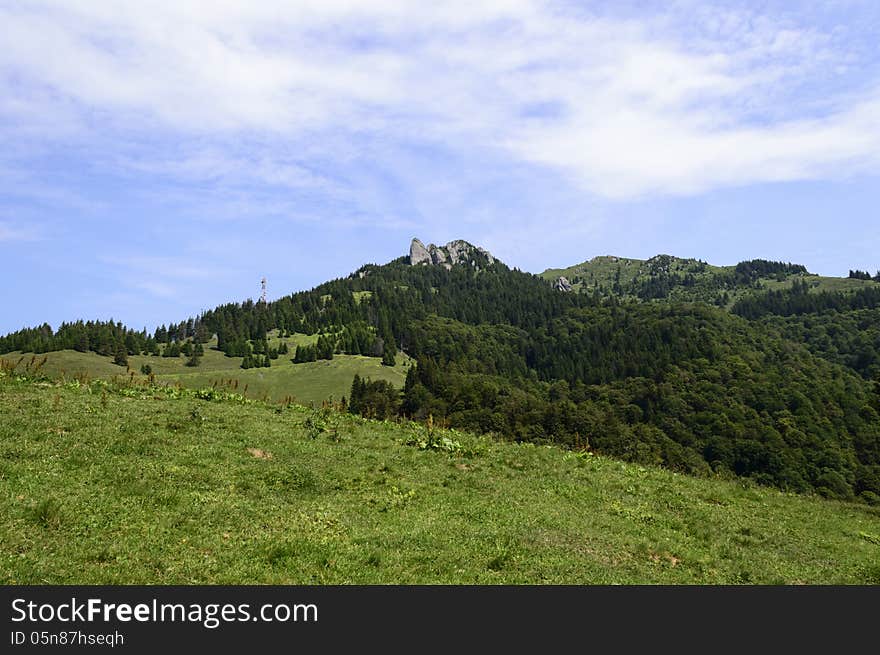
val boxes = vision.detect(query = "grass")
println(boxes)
[1,351,128,380]
[265,330,319,349]
[162,353,412,405]
[1,338,413,407]
[1,372,878,584]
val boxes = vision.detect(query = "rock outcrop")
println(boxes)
[409,238,496,270]
[553,276,573,292]
[410,238,432,266]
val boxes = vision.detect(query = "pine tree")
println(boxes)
[113,344,128,367]
[315,334,334,360]
[349,374,364,415]
[185,348,201,367]
[382,339,396,366]
[74,332,89,353]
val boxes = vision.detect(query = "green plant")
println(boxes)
[404,425,480,457]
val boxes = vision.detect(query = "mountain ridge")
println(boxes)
[539,251,879,306]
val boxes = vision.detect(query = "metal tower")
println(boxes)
[260,277,267,304]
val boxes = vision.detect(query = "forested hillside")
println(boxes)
[3,241,879,504]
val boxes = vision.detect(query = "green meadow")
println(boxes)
[1,373,878,584]
[162,354,411,406]
[1,331,413,407]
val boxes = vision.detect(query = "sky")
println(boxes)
[2,0,880,334]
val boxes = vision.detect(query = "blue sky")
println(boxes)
[2,0,880,334]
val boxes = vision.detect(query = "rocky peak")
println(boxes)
[409,238,496,270]
[410,238,432,266]
[552,276,573,292]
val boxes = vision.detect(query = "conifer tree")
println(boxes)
[186,343,202,367]
[382,339,396,366]
[349,374,364,415]
[113,344,128,367]
[74,333,89,353]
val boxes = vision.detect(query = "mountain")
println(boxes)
[540,252,880,382]
[540,253,879,306]
[2,239,879,505]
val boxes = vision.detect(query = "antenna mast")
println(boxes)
[260,277,267,304]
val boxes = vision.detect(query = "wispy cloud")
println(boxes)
[2,1,879,202]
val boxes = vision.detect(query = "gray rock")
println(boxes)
[553,276,573,292]
[408,238,497,268]
[410,238,432,265]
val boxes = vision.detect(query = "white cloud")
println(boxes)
[116,146,338,193]
[1,1,879,199]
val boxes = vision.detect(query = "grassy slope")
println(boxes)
[162,354,411,405]
[1,375,878,584]
[1,334,413,406]
[1,351,129,380]
[540,255,879,303]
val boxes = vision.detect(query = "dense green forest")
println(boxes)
[764,309,880,381]
[372,306,880,503]
[3,245,879,504]
[732,280,880,319]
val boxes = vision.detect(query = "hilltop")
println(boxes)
[540,253,879,306]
